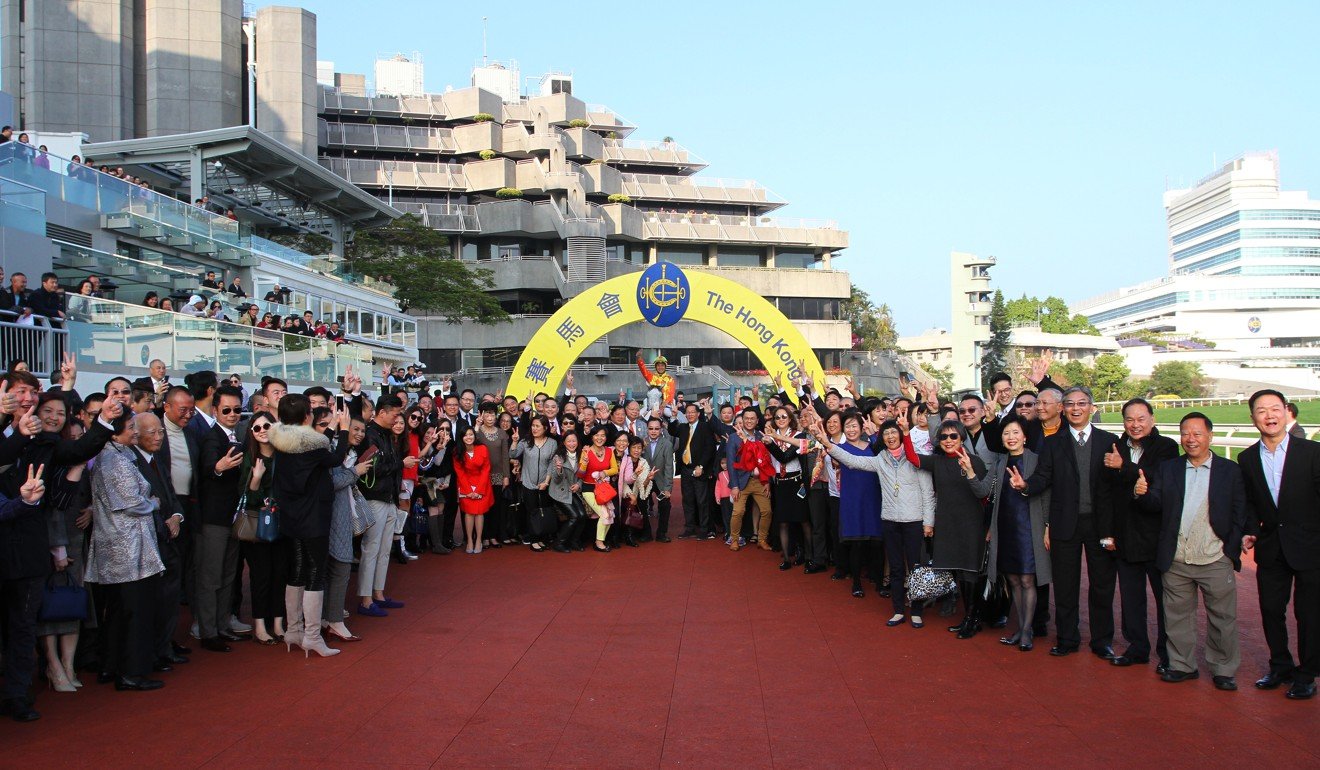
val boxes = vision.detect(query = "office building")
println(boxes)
[1074,152,1320,393]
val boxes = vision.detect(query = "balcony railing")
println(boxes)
[0,311,66,376]
[320,157,467,190]
[619,172,785,205]
[0,142,250,247]
[65,294,373,383]
[602,139,707,168]
[322,122,457,152]
[387,201,480,231]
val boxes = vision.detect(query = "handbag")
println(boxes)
[528,491,555,539]
[38,571,89,623]
[624,498,644,529]
[905,565,957,603]
[593,481,617,505]
[256,498,280,543]
[231,490,259,543]
[408,498,430,536]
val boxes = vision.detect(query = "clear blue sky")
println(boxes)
[298,0,1320,336]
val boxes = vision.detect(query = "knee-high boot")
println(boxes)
[283,585,305,651]
[428,516,450,554]
[299,591,340,658]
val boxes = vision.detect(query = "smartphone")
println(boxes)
[335,395,345,410]
[357,444,378,465]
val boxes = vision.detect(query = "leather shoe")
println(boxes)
[1255,669,1295,690]
[0,698,39,722]
[1110,655,1148,667]
[96,671,116,685]
[172,643,192,656]
[1092,646,1117,661]
[988,616,1009,629]
[1160,669,1200,683]
[161,653,189,665]
[115,676,165,691]
[1213,676,1237,691]
[803,562,827,575]
[1049,646,1078,657]
[200,637,232,653]
[1155,663,1170,676]
[656,535,672,543]
[218,630,242,642]
[1286,681,1317,700]
[151,661,174,673]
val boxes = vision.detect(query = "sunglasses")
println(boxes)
[408,415,422,422]
[957,407,979,415]
[937,433,961,441]
[1017,401,1037,408]
[251,424,270,433]
[219,407,241,415]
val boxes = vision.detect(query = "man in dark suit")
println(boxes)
[130,359,170,409]
[130,413,189,670]
[642,417,675,543]
[1286,403,1307,440]
[1105,398,1181,672]
[159,385,200,635]
[1138,412,1247,690]
[1013,385,1121,658]
[193,385,246,653]
[669,402,716,539]
[1240,389,1320,700]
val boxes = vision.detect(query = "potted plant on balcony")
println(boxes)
[473,112,495,123]
[568,118,590,128]
[479,149,496,160]
[495,187,523,199]
[607,193,631,203]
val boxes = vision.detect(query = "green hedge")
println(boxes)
[495,187,523,198]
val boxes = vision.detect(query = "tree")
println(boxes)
[921,364,955,395]
[1091,353,1131,402]
[1005,294,1099,335]
[1048,360,1094,389]
[842,284,898,352]
[275,215,509,325]
[980,289,1010,390]
[1149,361,1205,398]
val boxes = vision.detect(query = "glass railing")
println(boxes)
[0,175,48,235]
[0,142,251,246]
[65,294,372,383]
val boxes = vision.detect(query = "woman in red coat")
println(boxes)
[452,425,493,553]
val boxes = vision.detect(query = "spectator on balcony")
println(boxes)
[15,132,32,159]
[76,279,94,297]
[281,317,296,333]
[207,300,230,323]
[27,273,66,328]
[88,276,104,297]
[181,295,206,318]
[223,209,237,221]
[296,310,317,337]
[0,125,11,143]
[33,145,50,171]
[2,271,30,311]
[143,292,160,310]
[257,312,273,329]
[159,298,175,313]
[236,304,258,326]
[226,276,246,299]
[325,322,345,343]
[263,283,289,305]
[200,271,222,291]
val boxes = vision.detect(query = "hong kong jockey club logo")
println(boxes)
[637,262,690,328]
[1247,316,1262,333]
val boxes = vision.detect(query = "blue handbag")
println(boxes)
[38,571,89,623]
[256,498,280,543]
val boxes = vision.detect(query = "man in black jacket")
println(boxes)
[1240,389,1320,700]
[132,412,189,670]
[669,402,716,539]
[1012,385,1121,659]
[194,386,245,652]
[1138,412,1247,690]
[1105,398,1181,672]
[356,395,405,616]
[25,272,65,328]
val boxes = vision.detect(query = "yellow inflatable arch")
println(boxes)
[504,263,825,403]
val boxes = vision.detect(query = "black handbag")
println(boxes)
[38,571,89,623]
[528,491,555,539]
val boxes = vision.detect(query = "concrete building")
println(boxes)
[374,53,424,98]
[1074,152,1320,394]
[902,324,1120,380]
[899,251,993,391]
[318,63,854,376]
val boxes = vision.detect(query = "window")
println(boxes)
[658,247,704,265]
[717,247,761,267]
[774,251,814,269]
[460,241,479,261]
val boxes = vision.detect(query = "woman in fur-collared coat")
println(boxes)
[268,394,349,658]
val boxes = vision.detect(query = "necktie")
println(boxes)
[1076,431,1087,447]
[682,427,693,466]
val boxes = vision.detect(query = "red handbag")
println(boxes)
[594,481,617,505]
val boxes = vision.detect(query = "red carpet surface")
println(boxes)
[2,539,1315,769]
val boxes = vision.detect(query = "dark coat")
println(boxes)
[1110,428,1180,563]
[1140,454,1248,572]
[133,448,182,539]
[669,418,716,475]
[1023,425,1120,542]
[0,422,113,579]
[159,421,200,499]
[268,423,350,539]
[197,423,245,527]
[1240,436,1320,571]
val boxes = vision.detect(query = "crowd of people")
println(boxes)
[0,349,1316,725]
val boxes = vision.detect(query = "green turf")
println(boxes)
[1094,400,1320,427]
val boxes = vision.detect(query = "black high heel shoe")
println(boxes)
[593,543,611,553]
[778,560,792,571]
[999,633,1022,646]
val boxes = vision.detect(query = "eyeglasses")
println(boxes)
[937,433,961,441]
[408,415,421,422]
[219,407,241,415]
[251,424,269,433]
[957,407,979,415]
[1062,401,1090,408]
[775,415,790,420]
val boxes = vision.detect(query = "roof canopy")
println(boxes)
[84,125,399,238]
